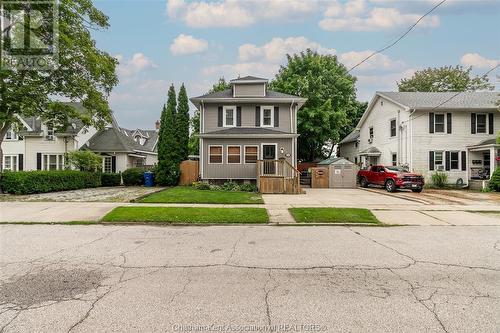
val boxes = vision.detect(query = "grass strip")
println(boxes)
[138,187,263,204]
[289,208,380,224]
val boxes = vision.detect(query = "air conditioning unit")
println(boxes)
[368,138,373,144]
[436,165,444,171]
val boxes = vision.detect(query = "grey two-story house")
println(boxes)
[190,76,306,193]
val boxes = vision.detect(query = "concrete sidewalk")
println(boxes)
[2,201,500,225]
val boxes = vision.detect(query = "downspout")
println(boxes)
[397,110,401,165]
[200,100,204,179]
[409,108,416,171]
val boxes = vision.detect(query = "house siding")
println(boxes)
[411,110,499,183]
[338,141,359,163]
[203,103,293,133]
[202,138,294,180]
[358,96,410,167]
[24,136,76,170]
[233,84,265,97]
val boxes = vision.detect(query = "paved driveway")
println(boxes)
[0,225,498,332]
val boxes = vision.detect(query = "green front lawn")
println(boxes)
[138,187,263,204]
[102,207,269,224]
[289,208,380,224]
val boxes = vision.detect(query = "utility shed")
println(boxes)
[317,157,358,188]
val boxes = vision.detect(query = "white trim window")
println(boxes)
[476,114,487,134]
[390,119,396,138]
[3,155,18,171]
[209,145,223,164]
[369,127,374,140]
[223,106,236,127]
[45,124,55,141]
[244,145,258,164]
[4,128,18,141]
[103,156,112,173]
[434,151,444,170]
[434,114,445,133]
[261,106,274,127]
[391,153,397,166]
[43,154,64,170]
[227,146,241,164]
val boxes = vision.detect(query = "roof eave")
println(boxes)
[198,133,299,138]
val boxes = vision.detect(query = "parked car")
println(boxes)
[357,165,424,193]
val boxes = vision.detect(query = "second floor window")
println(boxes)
[476,114,487,133]
[223,106,236,127]
[5,128,18,141]
[390,119,396,137]
[434,114,445,133]
[369,127,374,140]
[261,106,273,127]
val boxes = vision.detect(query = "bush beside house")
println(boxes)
[1,170,101,195]
[122,168,145,186]
[101,173,122,186]
[489,168,500,192]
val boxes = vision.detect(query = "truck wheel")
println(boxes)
[385,179,396,192]
[359,177,368,188]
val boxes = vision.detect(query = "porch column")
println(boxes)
[490,147,496,179]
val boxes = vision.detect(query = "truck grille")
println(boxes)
[403,176,423,182]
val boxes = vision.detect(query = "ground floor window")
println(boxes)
[43,154,64,170]
[3,155,18,171]
[434,151,444,170]
[391,153,397,166]
[450,151,459,170]
[103,156,112,173]
[209,146,223,164]
[227,146,241,164]
[134,159,144,168]
[244,146,258,164]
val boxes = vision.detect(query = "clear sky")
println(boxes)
[91,0,500,130]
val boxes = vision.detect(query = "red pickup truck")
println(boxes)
[357,165,424,193]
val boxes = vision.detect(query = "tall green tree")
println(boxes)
[176,84,190,161]
[156,85,179,185]
[270,50,358,161]
[398,66,493,92]
[0,0,118,171]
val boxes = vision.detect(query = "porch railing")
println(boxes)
[256,159,301,194]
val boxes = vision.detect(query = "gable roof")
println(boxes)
[377,91,498,110]
[86,127,146,153]
[230,76,268,84]
[318,157,356,165]
[339,130,359,145]
[357,91,499,129]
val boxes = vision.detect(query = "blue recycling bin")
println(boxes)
[144,171,155,187]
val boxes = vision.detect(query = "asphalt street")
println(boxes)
[0,225,499,332]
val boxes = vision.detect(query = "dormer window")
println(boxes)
[45,124,54,141]
[223,106,236,127]
[261,106,274,127]
[5,128,18,141]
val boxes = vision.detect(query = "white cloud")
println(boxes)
[170,34,208,55]
[339,50,405,71]
[460,53,499,69]
[238,37,336,63]
[320,0,440,31]
[116,53,156,77]
[166,0,320,28]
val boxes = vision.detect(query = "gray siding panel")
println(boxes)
[202,138,293,179]
[234,84,265,97]
[204,103,292,133]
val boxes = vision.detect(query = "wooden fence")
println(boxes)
[179,160,199,185]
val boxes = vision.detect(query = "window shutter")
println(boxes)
[36,153,42,170]
[255,106,260,126]
[471,113,476,134]
[429,151,434,171]
[447,113,452,134]
[236,106,242,127]
[445,151,450,171]
[217,106,223,127]
[18,154,23,171]
[461,151,466,171]
[488,113,494,134]
[429,113,434,133]
[274,106,279,127]
[111,156,116,173]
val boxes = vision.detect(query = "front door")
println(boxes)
[262,144,276,175]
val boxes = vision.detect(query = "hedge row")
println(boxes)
[1,170,101,195]
[101,173,122,186]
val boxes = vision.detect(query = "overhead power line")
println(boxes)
[347,0,447,73]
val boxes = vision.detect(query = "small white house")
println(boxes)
[350,91,499,186]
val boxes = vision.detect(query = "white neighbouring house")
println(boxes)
[1,104,158,173]
[345,91,499,187]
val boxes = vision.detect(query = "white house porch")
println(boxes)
[467,139,499,189]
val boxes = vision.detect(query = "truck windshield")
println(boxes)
[386,166,409,172]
